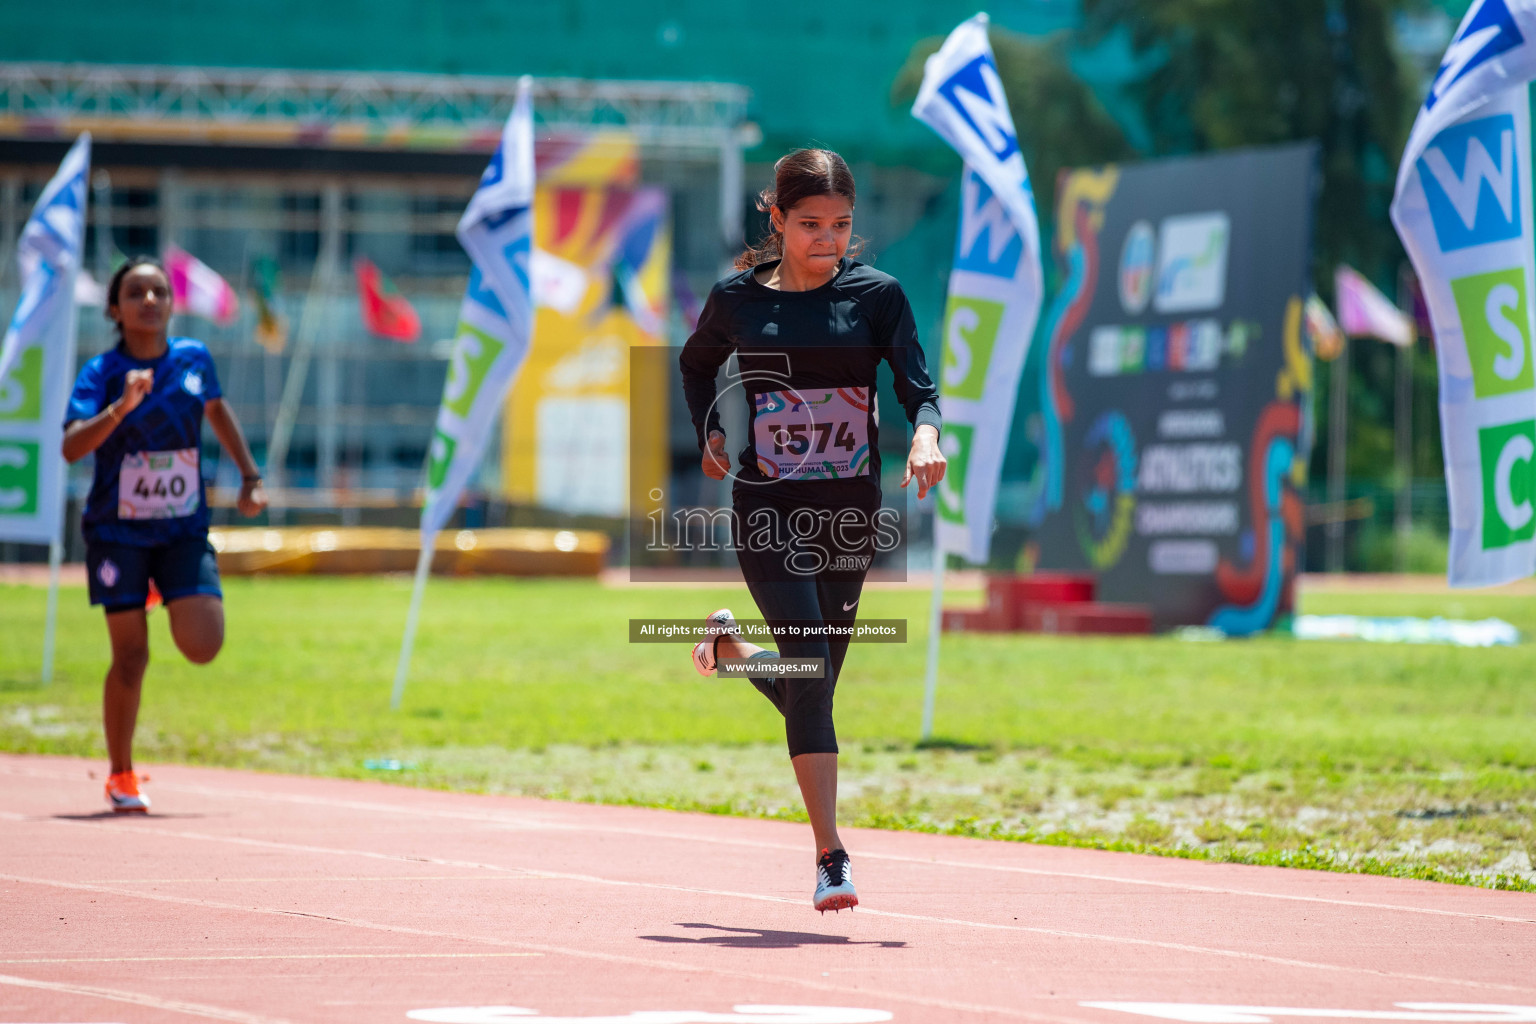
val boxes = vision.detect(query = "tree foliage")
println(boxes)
[1079,0,1422,287]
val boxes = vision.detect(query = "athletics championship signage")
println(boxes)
[1031,144,1317,633]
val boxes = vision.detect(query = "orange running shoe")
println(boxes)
[145,579,163,613]
[105,770,150,813]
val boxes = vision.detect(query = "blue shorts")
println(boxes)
[86,535,223,612]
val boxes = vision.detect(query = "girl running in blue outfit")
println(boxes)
[679,150,947,911]
[63,257,267,813]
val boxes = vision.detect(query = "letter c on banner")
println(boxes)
[0,443,27,510]
[1495,431,1535,531]
[1484,282,1527,380]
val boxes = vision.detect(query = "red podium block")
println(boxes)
[940,606,1012,633]
[987,572,1096,609]
[1018,602,1153,635]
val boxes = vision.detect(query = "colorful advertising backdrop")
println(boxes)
[1032,144,1318,633]
[501,134,671,519]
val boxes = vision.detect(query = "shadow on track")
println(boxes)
[50,812,214,820]
[638,922,906,949]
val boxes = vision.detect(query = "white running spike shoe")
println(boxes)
[814,847,858,913]
[690,607,739,676]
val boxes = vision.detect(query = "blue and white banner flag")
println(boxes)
[0,133,90,545]
[913,13,1044,564]
[421,79,536,540]
[1392,0,1536,587]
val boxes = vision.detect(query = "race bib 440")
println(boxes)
[118,448,201,520]
[753,387,871,480]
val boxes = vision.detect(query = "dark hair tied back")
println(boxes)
[735,148,864,271]
[105,255,171,340]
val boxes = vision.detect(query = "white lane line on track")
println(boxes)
[3,765,1533,928]
[555,825,1536,927]
[0,872,1079,1024]
[9,815,1536,996]
[1,953,541,964]
[71,877,530,883]
[0,972,295,1024]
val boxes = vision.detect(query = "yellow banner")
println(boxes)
[502,178,670,520]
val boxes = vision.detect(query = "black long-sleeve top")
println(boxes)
[679,258,942,505]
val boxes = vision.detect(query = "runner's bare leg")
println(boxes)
[793,752,844,854]
[103,609,150,774]
[716,634,845,853]
[166,594,224,665]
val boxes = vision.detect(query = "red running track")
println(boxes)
[1,753,1533,1024]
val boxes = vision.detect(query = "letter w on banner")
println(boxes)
[1392,0,1536,586]
[421,77,536,542]
[912,13,1044,564]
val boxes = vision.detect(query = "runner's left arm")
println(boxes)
[872,282,945,498]
[204,399,266,517]
[874,282,942,435]
[198,349,265,517]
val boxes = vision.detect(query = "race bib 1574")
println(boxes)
[753,387,871,480]
[118,448,201,520]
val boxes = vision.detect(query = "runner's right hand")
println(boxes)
[118,369,154,415]
[702,430,729,480]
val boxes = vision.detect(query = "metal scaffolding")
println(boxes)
[0,61,750,275]
[0,63,753,526]
[0,62,751,152]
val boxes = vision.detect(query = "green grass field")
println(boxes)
[3,575,1534,890]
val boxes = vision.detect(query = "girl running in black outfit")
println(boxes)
[679,149,946,912]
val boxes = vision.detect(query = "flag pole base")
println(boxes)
[920,552,946,742]
[391,541,435,710]
[41,537,64,684]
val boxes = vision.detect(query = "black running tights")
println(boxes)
[732,494,876,758]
